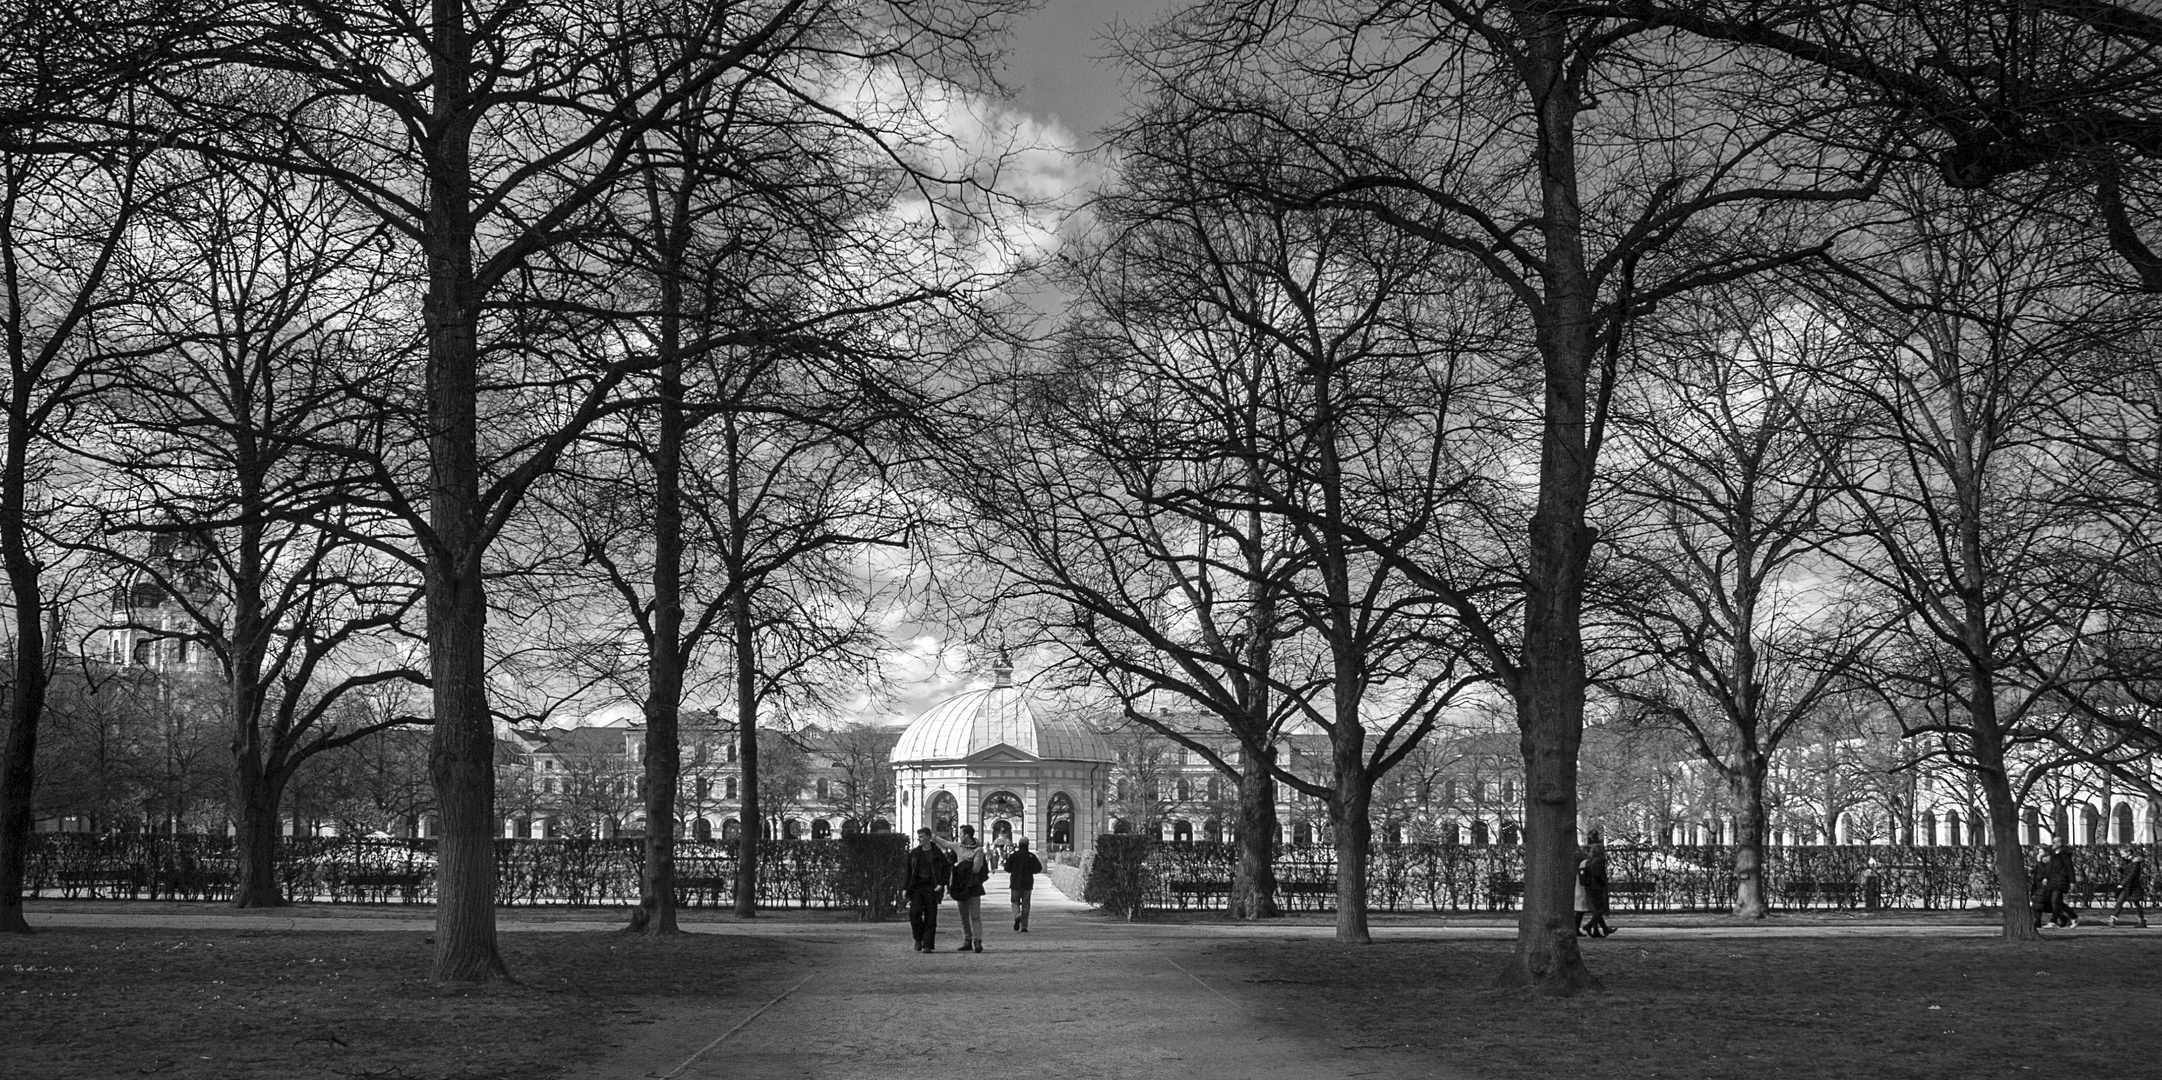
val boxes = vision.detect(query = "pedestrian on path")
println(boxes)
[905,828,952,952]
[1005,838,1043,932]
[2034,843,2078,928]
[947,825,990,952]
[1577,833,1613,939]
[2110,845,2147,928]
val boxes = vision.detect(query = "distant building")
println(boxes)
[493,713,901,842]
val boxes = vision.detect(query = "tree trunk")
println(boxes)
[629,317,686,935]
[1493,1,1600,995]
[228,518,279,909]
[418,0,508,985]
[1730,763,1769,919]
[1329,766,1372,944]
[1229,750,1279,920]
[230,760,286,908]
[0,450,45,934]
[1965,666,2039,941]
[731,584,760,918]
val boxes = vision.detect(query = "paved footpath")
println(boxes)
[583,877,1460,1080]
[24,880,2024,1080]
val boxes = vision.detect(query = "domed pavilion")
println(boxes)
[889,660,1112,853]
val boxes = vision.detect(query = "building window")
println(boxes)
[725,777,738,800]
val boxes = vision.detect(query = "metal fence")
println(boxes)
[1133,839,2155,913]
[25,833,908,911]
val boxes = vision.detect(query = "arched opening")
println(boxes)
[1921,810,1937,846]
[1111,818,1131,834]
[1471,820,1490,846]
[1203,818,1224,843]
[692,817,712,842]
[722,818,741,841]
[1499,821,1520,845]
[2081,803,2101,845]
[1047,792,1075,849]
[2052,805,2070,844]
[1944,810,1961,848]
[841,818,862,837]
[1172,819,1193,842]
[1442,822,1461,846]
[782,818,803,840]
[1385,821,1404,845]
[2117,802,2136,845]
[927,791,959,839]
[2022,806,2040,845]
[870,817,893,834]
[983,791,1023,848]
[1292,821,1313,846]
[811,818,832,840]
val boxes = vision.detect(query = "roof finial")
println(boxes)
[992,643,1013,689]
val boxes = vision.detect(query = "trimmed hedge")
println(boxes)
[26,832,909,914]
[1081,834,1151,918]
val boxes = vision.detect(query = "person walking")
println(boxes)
[1578,833,1613,938]
[2110,844,2147,928]
[904,828,951,953]
[2036,843,2078,928]
[946,825,990,952]
[1004,838,1044,932]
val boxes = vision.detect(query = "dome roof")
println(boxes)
[890,673,1113,764]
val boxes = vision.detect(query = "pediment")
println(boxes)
[965,743,1039,764]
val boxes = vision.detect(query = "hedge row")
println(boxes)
[1085,838,2157,914]
[26,833,909,916]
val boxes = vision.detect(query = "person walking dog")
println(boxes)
[904,828,952,952]
[1004,838,1044,932]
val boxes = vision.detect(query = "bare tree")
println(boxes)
[85,157,426,906]
[1601,283,1872,916]
[1117,0,1879,989]
[823,721,898,831]
[142,0,1023,981]
[1814,184,2126,940]
[0,55,171,932]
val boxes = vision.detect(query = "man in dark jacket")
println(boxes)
[2110,845,2147,928]
[1004,839,1044,932]
[905,828,952,952]
[2035,843,2078,928]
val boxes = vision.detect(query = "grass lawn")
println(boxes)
[1184,931,2162,1079]
[1,924,803,1079]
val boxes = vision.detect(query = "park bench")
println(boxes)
[1489,880,1523,910]
[1166,878,1231,909]
[339,871,428,903]
[673,875,732,906]
[1487,879,1656,911]
[1274,881,1335,910]
[1782,879,1859,908]
[52,868,144,898]
[153,867,235,902]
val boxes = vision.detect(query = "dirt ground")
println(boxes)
[10,887,2157,1080]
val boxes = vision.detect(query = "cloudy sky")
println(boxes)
[1002,0,1174,145]
[567,1,1183,732]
